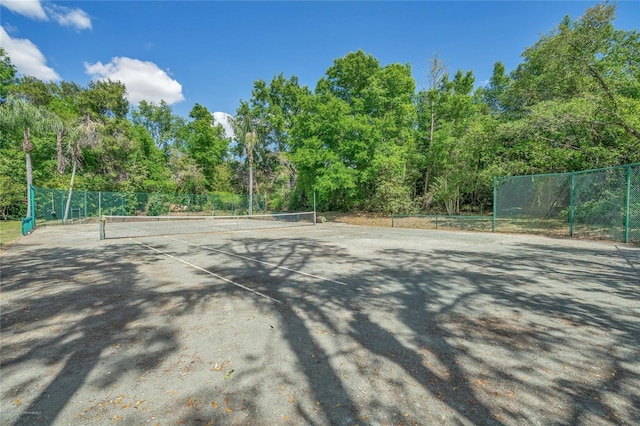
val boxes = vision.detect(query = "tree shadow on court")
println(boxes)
[196,237,369,424]
[366,244,640,424]
[1,241,193,425]
[190,236,511,425]
[192,235,639,424]
[3,230,638,425]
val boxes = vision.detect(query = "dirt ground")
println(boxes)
[1,220,639,425]
[322,212,392,228]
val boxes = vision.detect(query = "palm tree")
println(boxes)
[231,102,259,215]
[63,114,100,223]
[0,95,63,218]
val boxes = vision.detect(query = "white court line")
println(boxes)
[132,239,282,304]
[165,236,349,286]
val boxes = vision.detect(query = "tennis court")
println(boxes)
[1,221,639,425]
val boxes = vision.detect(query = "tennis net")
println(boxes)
[100,212,315,239]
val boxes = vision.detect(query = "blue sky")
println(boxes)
[1,1,639,119]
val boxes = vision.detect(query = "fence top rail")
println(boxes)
[494,163,639,182]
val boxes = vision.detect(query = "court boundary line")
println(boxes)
[132,239,282,304]
[165,235,349,286]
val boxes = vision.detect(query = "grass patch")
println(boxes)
[0,220,22,249]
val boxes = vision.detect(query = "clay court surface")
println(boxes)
[1,222,639,425]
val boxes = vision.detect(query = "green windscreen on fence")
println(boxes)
[31,187,268,226]
[494,163,639,243]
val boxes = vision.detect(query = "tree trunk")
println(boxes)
[63,159,77,223]
[57,131,65,174]
[423,166,431,208]
[248,159,253,216]
[422,108,436,208]
[23,128,33,218]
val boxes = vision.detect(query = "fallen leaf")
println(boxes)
[135,400,145,408]
[224,370,235,380]
[211,401,218,409]
[122,403,131,409]
[14,398,22,407]
[225,406,233,413]
[114,415,122,421]
[186,398,196,407]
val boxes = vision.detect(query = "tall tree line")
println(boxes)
[1,2,638,219]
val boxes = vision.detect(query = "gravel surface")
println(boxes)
[1,222,639,425]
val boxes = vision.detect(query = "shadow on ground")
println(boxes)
[1,228,639,425]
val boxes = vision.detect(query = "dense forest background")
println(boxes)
[1,3,638,219]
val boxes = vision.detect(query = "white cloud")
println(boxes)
[0,26,60,81]
[212,112,235,139]
[85,57,185,106]
[0,0,92,30]
[0,0,47,20]
[47,4,92,30]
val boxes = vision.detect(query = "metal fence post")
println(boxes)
[492,177,497,232]
[60,192,65,225]
[625,165,631,244]
[569,171,575,237]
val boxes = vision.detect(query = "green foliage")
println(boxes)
[78,80,129,120]
[131,100,185,153]
[181,104,229,192]
[145,194,172,216]
[0,48,16,99]
[0,148,26,219]
[0,2,636,218]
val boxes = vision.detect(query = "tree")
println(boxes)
[63,115,101,223]
[0,149,24,219]
[0,48,16,100]
[501,2,640,170]
[233,74,311,210]
[131,100,185,153]
[181,104,229,192]
[78,80,129,120]
[481,61,511,116]
[232,101,259,214]
[416,55,447,206]
[291,52,419,212]
[316,50,380,107]
[0,96,63,217]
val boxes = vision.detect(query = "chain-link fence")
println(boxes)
[29,187,267,227]
[494,163,639,243]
